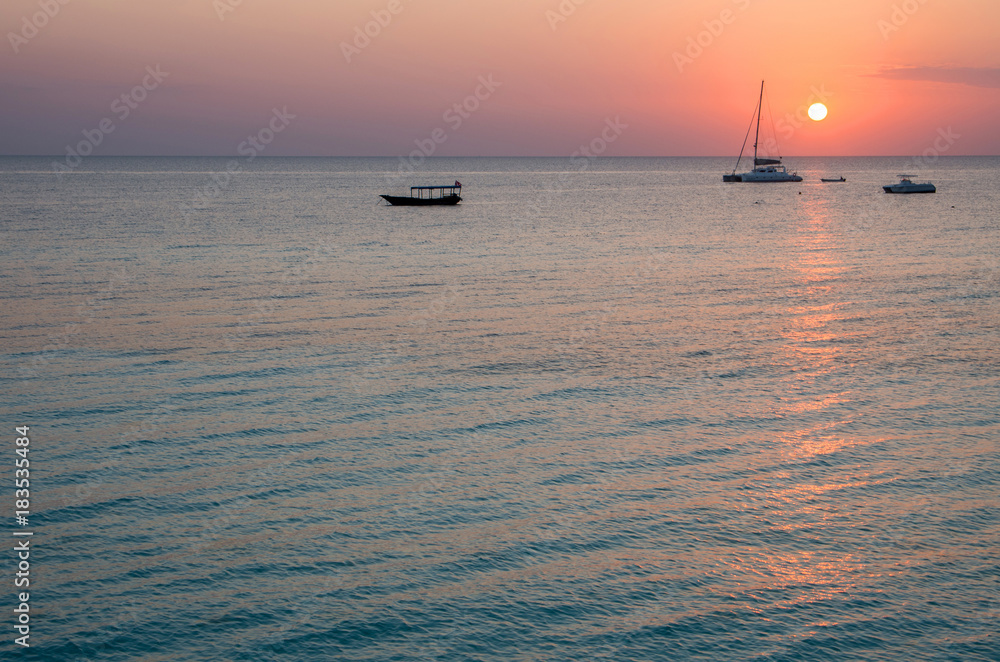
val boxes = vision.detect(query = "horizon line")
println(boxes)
[1,154,998,159]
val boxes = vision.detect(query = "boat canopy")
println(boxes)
[405,183,462,199]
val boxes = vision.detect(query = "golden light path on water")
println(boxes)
[743,193,889,626]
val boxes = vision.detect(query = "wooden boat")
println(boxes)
[821,177,846,182]
[381,182,462,206]
[882,175,935,194]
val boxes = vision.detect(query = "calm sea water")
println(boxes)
[1,156,998,660]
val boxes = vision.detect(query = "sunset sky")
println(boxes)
[2,0,998,157]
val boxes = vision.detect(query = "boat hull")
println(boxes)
[882,185,935,194]
[380,194,462,206]
[739,171,802,182]
[724,172,803,182]
[821,178,846,182]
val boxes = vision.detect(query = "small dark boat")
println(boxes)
[821,176,846,182]
[381,182,462,206]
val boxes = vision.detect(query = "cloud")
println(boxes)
[869,66,1000,89]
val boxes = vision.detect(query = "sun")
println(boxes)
[808,103,828,121]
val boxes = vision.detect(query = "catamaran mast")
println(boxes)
[752,80,763,165]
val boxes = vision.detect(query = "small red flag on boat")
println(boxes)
[455,180,462,187]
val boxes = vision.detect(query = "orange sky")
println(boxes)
[1,0,998,156]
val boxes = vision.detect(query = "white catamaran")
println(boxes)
[723,81,802,183]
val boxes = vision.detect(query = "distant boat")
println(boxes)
[882,175,935,194]
[723,81,802,183]
[381,181,463,206]
[821,176,846,182]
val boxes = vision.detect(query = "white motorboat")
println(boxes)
[723,81,802,183]
[882,175,935,194]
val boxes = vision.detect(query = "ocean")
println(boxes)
[1,156,998,660]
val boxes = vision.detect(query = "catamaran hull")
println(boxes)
[735,172,802,182]
[380,195,462,206]
[724,165,801,183]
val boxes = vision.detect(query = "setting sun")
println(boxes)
[808,103,829,122]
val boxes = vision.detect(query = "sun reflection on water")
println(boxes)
[728,194,887,626]
[772,195,861,459]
